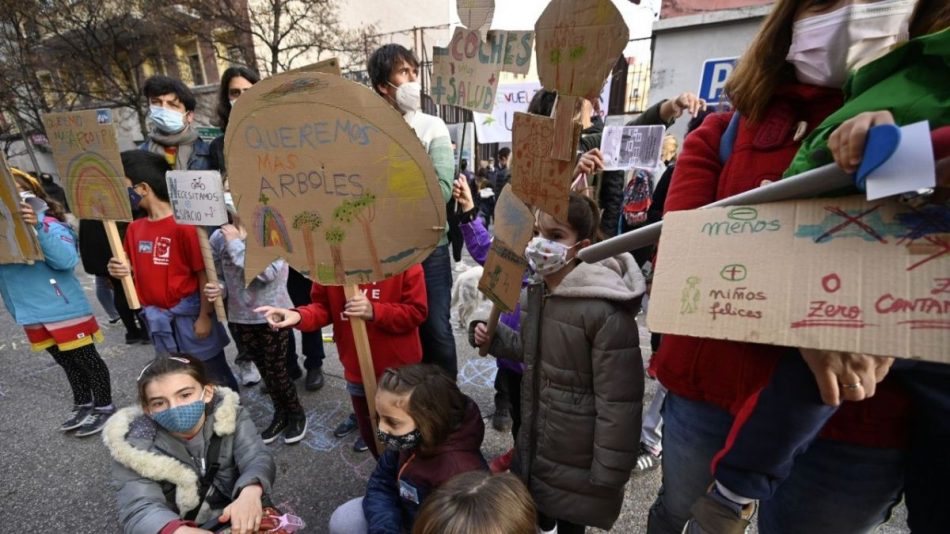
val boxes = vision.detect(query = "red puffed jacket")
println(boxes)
[295,265,427,384]
[652,83,910,449]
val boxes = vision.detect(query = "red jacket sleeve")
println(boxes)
[296,282,333,332]
[663,112,732,214]
[372,265,428,334]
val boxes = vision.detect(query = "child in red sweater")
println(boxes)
[257,265,428,456]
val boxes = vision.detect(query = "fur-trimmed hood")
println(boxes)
[102,387,240,515]
[552,253,645,301]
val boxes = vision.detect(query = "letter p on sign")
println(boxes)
[698,58,737,105]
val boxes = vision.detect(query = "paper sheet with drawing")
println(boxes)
[600,125,666,171]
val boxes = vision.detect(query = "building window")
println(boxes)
[176,38,205,86]
[188,52,205,85]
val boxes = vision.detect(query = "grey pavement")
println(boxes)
[0,263,909,532]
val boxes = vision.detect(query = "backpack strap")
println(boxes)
[183,434,223,522]
[719,112,741,165]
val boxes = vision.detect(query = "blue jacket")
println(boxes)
[0,215,93,325]
[138,137,213,171]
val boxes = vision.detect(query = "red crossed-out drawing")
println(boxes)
[815,205,887,244]
[907,235,950,272]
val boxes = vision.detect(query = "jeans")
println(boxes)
[419,245,457,378]
[647,393,903,534]
[286,268,325,372]
[640,383,666,454]
[94,275,120,320]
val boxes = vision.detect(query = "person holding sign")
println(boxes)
[256,264,428,458]
[473,193,645,533]
[108,151,237,391]
[139,76,213,171]
[0,171,115,437]
[368,44,459,379]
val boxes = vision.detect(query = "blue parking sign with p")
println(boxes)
[698,58,738,105]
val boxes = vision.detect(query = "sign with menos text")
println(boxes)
[648,196,950,363]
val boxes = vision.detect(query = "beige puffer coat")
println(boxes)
[489,253,645,529]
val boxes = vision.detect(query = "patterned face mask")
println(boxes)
[525,236,578,276]
[150,399,206,433]
[376,428,422,451]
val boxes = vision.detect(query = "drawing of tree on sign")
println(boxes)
[334,192,383,279]
[292,211,323,276]
[324,226,346,284]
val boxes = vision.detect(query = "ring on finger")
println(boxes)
[841,382,863,390]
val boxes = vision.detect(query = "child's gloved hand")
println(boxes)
[344,293,375,321]
[204,282,223,302]
[828,110,895,174]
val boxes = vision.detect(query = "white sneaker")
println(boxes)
[238,361,262,386]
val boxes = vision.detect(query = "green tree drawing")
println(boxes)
[324,226,346,284]
[333,192,381,279]
[292,211,323,276]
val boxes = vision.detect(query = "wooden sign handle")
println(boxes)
[551,95,582,162]
[103,220,140,310]
[478,305,502,357]
[195,227,228,323]
[343,284,384,453]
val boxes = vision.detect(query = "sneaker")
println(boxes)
[284,413,308,444]
[238,361,262,387]
[353,436,369,453]
[492,408,512,432]
[634,443,661,474]
[74,407,114,437]
[125,332,144,345]
[60,404,93,432]
[305,367,325,391]
[333,413,358,438]
[682,486,757,534]
[454,263,468,272]
[108,316,122,325]
[489,448,515,474]
[262,413,288,444]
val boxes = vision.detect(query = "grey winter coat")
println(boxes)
[489,254,646,529]
[102,388,275,534]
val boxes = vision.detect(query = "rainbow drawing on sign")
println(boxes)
[67,153,128,219]
[255,203,293,254]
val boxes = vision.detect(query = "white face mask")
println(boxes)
[786,0,914,88]
[525,236,579,276]
[389,81,421,114]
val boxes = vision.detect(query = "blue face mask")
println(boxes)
[151,399,206,434]
[128,187,142,211]
[148,106,186,134]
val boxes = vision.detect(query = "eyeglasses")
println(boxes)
[229,88,250,98]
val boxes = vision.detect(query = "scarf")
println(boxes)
[147,125,199,170]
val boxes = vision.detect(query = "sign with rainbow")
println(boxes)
[224,72,446,286]
[42,109,132,221]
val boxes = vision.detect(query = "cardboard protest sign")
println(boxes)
[458,0,495,36]
[479,185,534,311]
[166,170,229,320]
[510,112,582,222]
[167,170,228,226]
[0,155,43,264]
[286,57,342,76]
[42,109,131,222]
[648,196,950,363]
[224,72,446,287]
[534,0,630,101]
[600,125,666,171]
[431,29,535,113]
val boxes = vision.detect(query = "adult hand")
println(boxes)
[255,306,301,329]
[574,148,604,177]
[473,322,489,347]
[107,257,131,278]
[661,92,707,122]
[220,224,244,242]
[203,282,222,302]
[828,110,895,174]
[19,202,37,227]
[193,314,212,339]
[344,292,375,321]
[220,484,263,534]
[453,176,475,212]
[800,349,895,406]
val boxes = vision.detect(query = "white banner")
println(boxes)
[473,78,612,145]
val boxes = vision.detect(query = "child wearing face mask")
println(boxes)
[104,355,276,534]
[472,193,646,534]
[683,5,950,533]
[0,169,115,437]
[327,364,487,534]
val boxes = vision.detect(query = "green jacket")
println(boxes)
[785,28,950,178]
